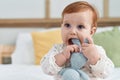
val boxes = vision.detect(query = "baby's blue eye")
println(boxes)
[64,23,71,28]
[77,25,85,29]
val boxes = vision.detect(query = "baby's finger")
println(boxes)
[70,46,74,52]
[82,43,89,47]
[72,45,79,52]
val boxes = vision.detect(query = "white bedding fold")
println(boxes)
[0,64,54,80]
[0,64,119,80]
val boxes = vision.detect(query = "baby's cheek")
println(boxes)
[77,31,90,43]
[62,37,65,42]
[78,33,85,43]
[84,29,90,34]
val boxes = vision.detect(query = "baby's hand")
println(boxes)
[82,37,100,65]
[62,45,80,60]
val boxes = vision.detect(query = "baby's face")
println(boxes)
[61,10,95,45]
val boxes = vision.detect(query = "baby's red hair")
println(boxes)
[62,1,99,28]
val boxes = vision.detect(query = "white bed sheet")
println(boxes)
[0,64,54,80]
[0,65,120,80]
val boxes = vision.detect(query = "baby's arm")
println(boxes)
[89,45,114,78]
[40,44,63,75]
[41,44,79,75]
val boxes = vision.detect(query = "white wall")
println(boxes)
[0,0,119,45]
[0,0,104,18]
[109,0,120,17]
[0,27,46,45]
[0,0,119,18]
[50,0,103,18]
[0,0,45,18]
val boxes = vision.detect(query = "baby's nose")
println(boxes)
[70,28,77,35]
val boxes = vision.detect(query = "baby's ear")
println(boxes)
[90,27,96,36]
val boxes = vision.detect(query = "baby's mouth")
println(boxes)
[68,38,78,45]
[68,38,82,45]
[68,38,73,45]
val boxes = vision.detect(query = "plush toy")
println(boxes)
[59,38,90,80]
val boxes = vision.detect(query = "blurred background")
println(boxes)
[0,0,120,66]
[0,0,120,45]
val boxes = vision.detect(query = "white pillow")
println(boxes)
[11,28,61,65]
[96,26,120,33]
[96,27,113,33]
[11,33,35,65]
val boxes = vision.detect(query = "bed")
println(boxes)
[0,65,54,80]
[0,0,120,80]
[0,65,119,80]
[0,27,120,80]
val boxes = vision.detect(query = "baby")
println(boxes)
[41,1,114,80]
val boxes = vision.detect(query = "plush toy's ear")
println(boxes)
[84,38,89,43]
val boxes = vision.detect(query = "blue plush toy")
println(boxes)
[59,38,90,80]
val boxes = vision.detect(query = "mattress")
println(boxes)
[0,65,54,80]
[0,64,120,80]
[0,65,120,80]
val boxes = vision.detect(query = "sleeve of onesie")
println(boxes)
[40,44,63,75]
[90,45,114,79]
